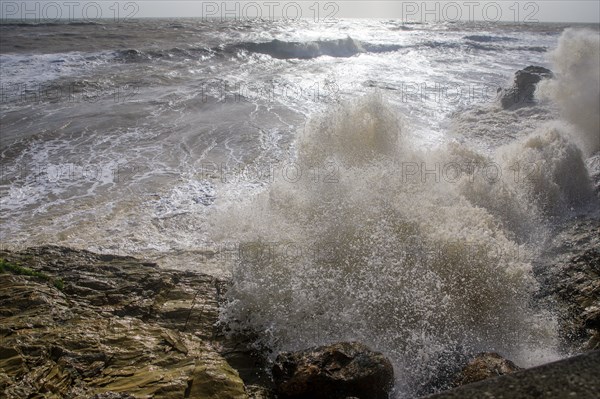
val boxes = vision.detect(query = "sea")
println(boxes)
[1,17,599,397]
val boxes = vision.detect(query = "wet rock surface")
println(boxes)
[452,352,522,387]
[548,247,600,350]
[424,350,600,399]
[500,65,553,109]
[272,341,394,399]
[535,217,600,351]
[0,246,248,399]
[413,348,520,396]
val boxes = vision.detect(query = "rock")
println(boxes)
[533,215,600,352]
[413,348,520,396]
[272,341,394,399]
[500,65,553,109]
[453,352,522,386]
[557,247,600,350]
[538,243,600,351]
[245,384,276,399]
[0,246,249,399]
[424,350,600,399]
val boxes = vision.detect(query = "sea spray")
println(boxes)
[216,93,563,396]
[458,122,595,243]
[538,28,600,156]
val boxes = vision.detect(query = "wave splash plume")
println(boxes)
[216,28,599,397]
[538,28,600,156]
[215,96,586,395]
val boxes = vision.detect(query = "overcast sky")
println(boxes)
[2,1,599,23]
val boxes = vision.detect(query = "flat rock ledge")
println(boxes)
[0,246,247,399]
[424,350,600,399]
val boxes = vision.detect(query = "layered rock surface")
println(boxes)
[0,246,247,399]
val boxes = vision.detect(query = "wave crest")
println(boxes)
[231,37,403,59]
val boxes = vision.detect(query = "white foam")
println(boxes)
[538,29,600,156]
[216,94,564,396]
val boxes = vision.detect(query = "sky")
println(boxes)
[1,1,599,23]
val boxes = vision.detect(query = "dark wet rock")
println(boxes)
[452,352,522,386]
[535,215,600,352]
[272,341,394,399]
[499,65,553,109]
[414,349,521,396]
[587,153,600,196]
[551,247,600,350]
[0,246,248,399]
[424,350,600,399]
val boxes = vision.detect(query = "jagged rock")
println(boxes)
[533,215,600,352]
[499,65,553,109]
[0,246,248,399]
[542,245,600,350]
[453,352,522,386]
[272,341,394,399]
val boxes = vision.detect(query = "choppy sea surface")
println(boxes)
[1,18,599,397]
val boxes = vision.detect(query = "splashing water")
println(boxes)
[217,29,599,397]
[538,28,600,156]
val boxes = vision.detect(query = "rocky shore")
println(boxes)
[1,236,599,398]
[0,246,251,398]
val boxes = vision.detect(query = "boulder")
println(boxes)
[272,341,394,399]
[453,352,522,386]
[500,65,553,109]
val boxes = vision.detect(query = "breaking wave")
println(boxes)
[464,35,519,42]
[230,37,403,59]
[113,47,207,62]
[0,20,102,27]
[229,36,543,60]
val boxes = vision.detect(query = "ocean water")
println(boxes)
[1,18,599,397]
